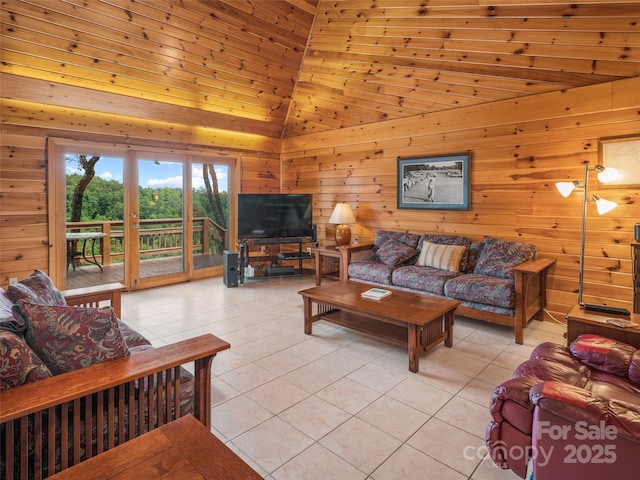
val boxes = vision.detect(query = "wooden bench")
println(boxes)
[1,283,230,480]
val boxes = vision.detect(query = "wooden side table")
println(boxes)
[565,304,640,348]
[48,415,262,480]
[313,243,373,285]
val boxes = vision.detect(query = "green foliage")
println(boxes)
[66,174,124,221]
[65,174,228,224]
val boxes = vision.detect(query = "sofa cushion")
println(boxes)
[117,320,152,349]
[417,240,467,272]
[1,289,27,335]
[393,265,460,295]
[0,330,52,390]
[7,269,67,306]
[465,240,486,274]
[1,289,14,320]
[473,237,536,279]
[375,240,419,267]
[347,260,394,285]
[444,273,516,309]
[374,230,421,249]
[17,302,130,375]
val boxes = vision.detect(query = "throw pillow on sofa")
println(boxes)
[374,240,419,267]
[7,269,67,306]
[417,240,467,272]
[16,302,130,375]
[473,236,536,279]
[0,330,52,390]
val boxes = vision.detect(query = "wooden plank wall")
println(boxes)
[0,98,281,286]
[282,77,640,319]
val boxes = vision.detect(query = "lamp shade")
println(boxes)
[596,166,619,184]
[593,195,617,215]
[556,181,578,198]
[328,203,357,225]
[328,203,356,246]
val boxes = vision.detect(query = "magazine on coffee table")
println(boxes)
[361,288,392,300]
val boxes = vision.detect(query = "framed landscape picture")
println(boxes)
[397,153,470,210]
[599,136,640,188]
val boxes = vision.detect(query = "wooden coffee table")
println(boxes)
[299,281,459,372]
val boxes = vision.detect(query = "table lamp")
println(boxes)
[328,203,356,246]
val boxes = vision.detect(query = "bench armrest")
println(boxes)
[61,282,126,317]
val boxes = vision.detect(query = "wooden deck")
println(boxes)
[67,254,223,289]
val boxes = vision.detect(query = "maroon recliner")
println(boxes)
[486,334,640,479]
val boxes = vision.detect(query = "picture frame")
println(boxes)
[598,136,640,188]
[397,153,470,210]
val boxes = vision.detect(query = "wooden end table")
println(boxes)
[48,415,262,480]
[565,304,640,348]
[299,281,459,372]
[312,243,373,285]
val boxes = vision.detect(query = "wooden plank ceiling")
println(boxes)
[2,0,639,140]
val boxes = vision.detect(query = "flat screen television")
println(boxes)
[237,194,313,239]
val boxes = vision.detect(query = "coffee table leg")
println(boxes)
[444,311,454,347]
[303,297,313,335]
[408,324,419,373]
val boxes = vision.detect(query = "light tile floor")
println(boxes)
[120,275,567,479]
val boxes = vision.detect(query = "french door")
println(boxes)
[128,152,188,289]
[48,138,236,291]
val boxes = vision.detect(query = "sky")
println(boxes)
[65,155,229,192]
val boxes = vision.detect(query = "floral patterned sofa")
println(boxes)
[0,270,229,479]
[346,231,556,344]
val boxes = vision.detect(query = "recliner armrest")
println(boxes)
[530,380,640,443]
[570,334,638,381]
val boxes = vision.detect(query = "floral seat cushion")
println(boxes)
[347,260,395,285]
[444,273,516,309]
[393,265,461,295]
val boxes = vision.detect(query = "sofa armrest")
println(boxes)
[340,243,375,276]
[512,257,556,344]
[61,282,126,317]
[1,334,230,479]
[513,257,556,274]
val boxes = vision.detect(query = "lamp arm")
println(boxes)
[577,162,589,306]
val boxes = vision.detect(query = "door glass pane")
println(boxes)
[65,154,124,288]
[192,162,229,270]
[138,159,184,278]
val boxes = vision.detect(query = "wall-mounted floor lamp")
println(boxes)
[556,163,629,315]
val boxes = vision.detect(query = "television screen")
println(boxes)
[237,194,313,239]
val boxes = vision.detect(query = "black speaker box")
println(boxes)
[223,250,239,287]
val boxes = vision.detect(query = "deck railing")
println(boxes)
[66,217,227,266]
